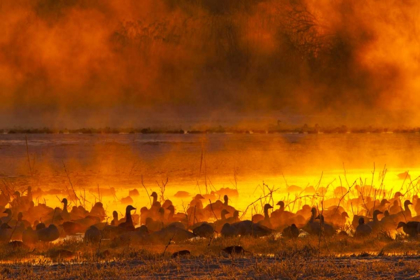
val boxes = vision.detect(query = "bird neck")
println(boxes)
[224,199,228,206]
[152,196,157,205]
[310,211,316,222]
[221,212,227,220]
[264,207,270,220]
[373,213,379,222]
[126,210,132,224]
[404,205,411,217]
[279,204,285,212]
[63,201,68,213]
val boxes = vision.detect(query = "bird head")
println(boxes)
[302,205,311,211]
[395,192,403,197]
[195,194,205,200]
[382,199,390,204]
[374,210,383,216]
[221,209,230,216]
[276,201,285,207]
[265,204,273,210]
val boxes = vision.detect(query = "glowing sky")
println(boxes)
[1,0,419,127]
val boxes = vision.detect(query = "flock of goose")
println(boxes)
[0,185,419,250]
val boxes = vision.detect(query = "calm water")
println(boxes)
[0,132,418,176]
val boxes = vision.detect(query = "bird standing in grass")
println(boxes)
[354,217,372,238]
[193,223,214,238]
[221,246,251,256]
[303,208,320,235]
[22,226,38,246]
[111,211,119,226]
[37,224,59,242]
[172,250,190,258]
[397,221,419,238]
[316,215,335,237]
[258,204,273,229]
[213,209,230,233]
[367,210,383,233]
[282,224,300,239]
[1,209,12,224]
[118,205,136,231]
[84,225,101,243]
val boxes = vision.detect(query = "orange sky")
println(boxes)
[1,0,419,128]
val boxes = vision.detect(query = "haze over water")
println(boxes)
[0,133,416,218]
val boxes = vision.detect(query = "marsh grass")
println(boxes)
[0,234,419,279]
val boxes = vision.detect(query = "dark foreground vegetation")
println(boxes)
[1,236,420,279]
[0,168,420,279]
